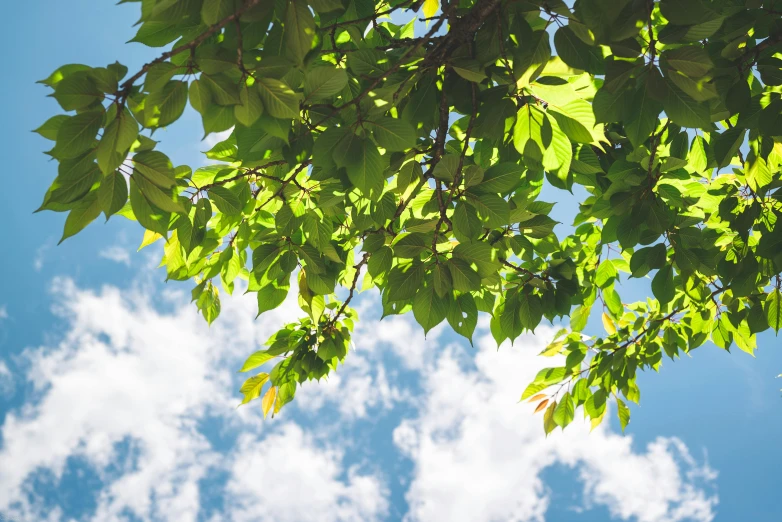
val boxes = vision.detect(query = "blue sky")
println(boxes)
[0,1,780,521]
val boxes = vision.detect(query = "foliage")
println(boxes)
[36,0,782,432]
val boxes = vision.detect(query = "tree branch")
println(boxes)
[116,0,261,105]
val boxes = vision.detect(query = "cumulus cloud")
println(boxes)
[0,276,718,522]
[226,424,388,522]
[296,354,404,420]
[0,361,12,397]
[0,277,389,522]
[98,245,132,266]
[394,329,718,522]
[33,240,54,271]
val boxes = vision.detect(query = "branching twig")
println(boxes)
[115,0,262,107]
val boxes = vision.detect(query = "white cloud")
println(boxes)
[0,277,306,521]
[0,305,7,319]
[352,299,447,371]
[0,361,12,396]
[33,240,54,271]
[394,329,718,522]
[0,275,718,522]
[226,424,388,522]
[98,245,132,266]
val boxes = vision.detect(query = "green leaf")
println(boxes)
[42,153,101,206]
[129,177,170,235]
[275,381,297,412]
[368,246,393,277]
[239,350,275,372]
[239,373,269,405]
[518,293,543,331]
[766,291,782,334]
[663,81,711,128]
[344,139,385,196]
[189,79,211,114]
[51,110,104,159]
[202,104,236,135]
[35,115,70,141]
[548,99,597,144]
[257,77,300,119]
[513,104,550,168]
[145,80,188,127]
[473,163,522,195]
[452,59,486,82]
[733,320,756,355]
[285,0,316,64]
[616,396,631,432]
[257,280,290,316]
[570,304,591,332]
[304,66,348,101]
[39,64,91,88]
[208,186,243,215]
[585,388,607,418]
[652,265,675,304]
[501,292,524,340]
[308,0,344,13]
[134,174,183,213]
[447,293,478,343]
[453,242,500,278]
[603,286,623,317]
[144,61,180,92]
[554,26,603,73]
[468,193,509,229]
[96,109,138,174]
[553,392,575,428]
[432,155,459,182]
[393,233,430,258]
[413,284,449,335]
[200,74,240,106]
[712,127,746,168]
[521,381,548,401]
[130,21,181,48]
[369,117,416,152]
[97,171,129,219]
[447,258,481,292]
[201,0,236,25]
[59,196,102,243]
[663,46,713,77]
[52,73,102,111]
[625,79,661,148]
[595,261,617,288]
[593,87,631,123]
[386,262,425,302]
[747,157,772,191]
[132,151,176,188]
[514,30,551,88]
[234,82,265,126]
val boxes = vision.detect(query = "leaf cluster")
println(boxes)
[36,0,782,429]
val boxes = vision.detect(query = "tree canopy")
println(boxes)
[36,0,782,432]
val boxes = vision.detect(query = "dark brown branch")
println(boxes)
[257,161,313,209]
[325,253,370,330]
[198,160,289,191]
[421,0,503,67]
[318,1,414,32]
[431,82,453,253]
